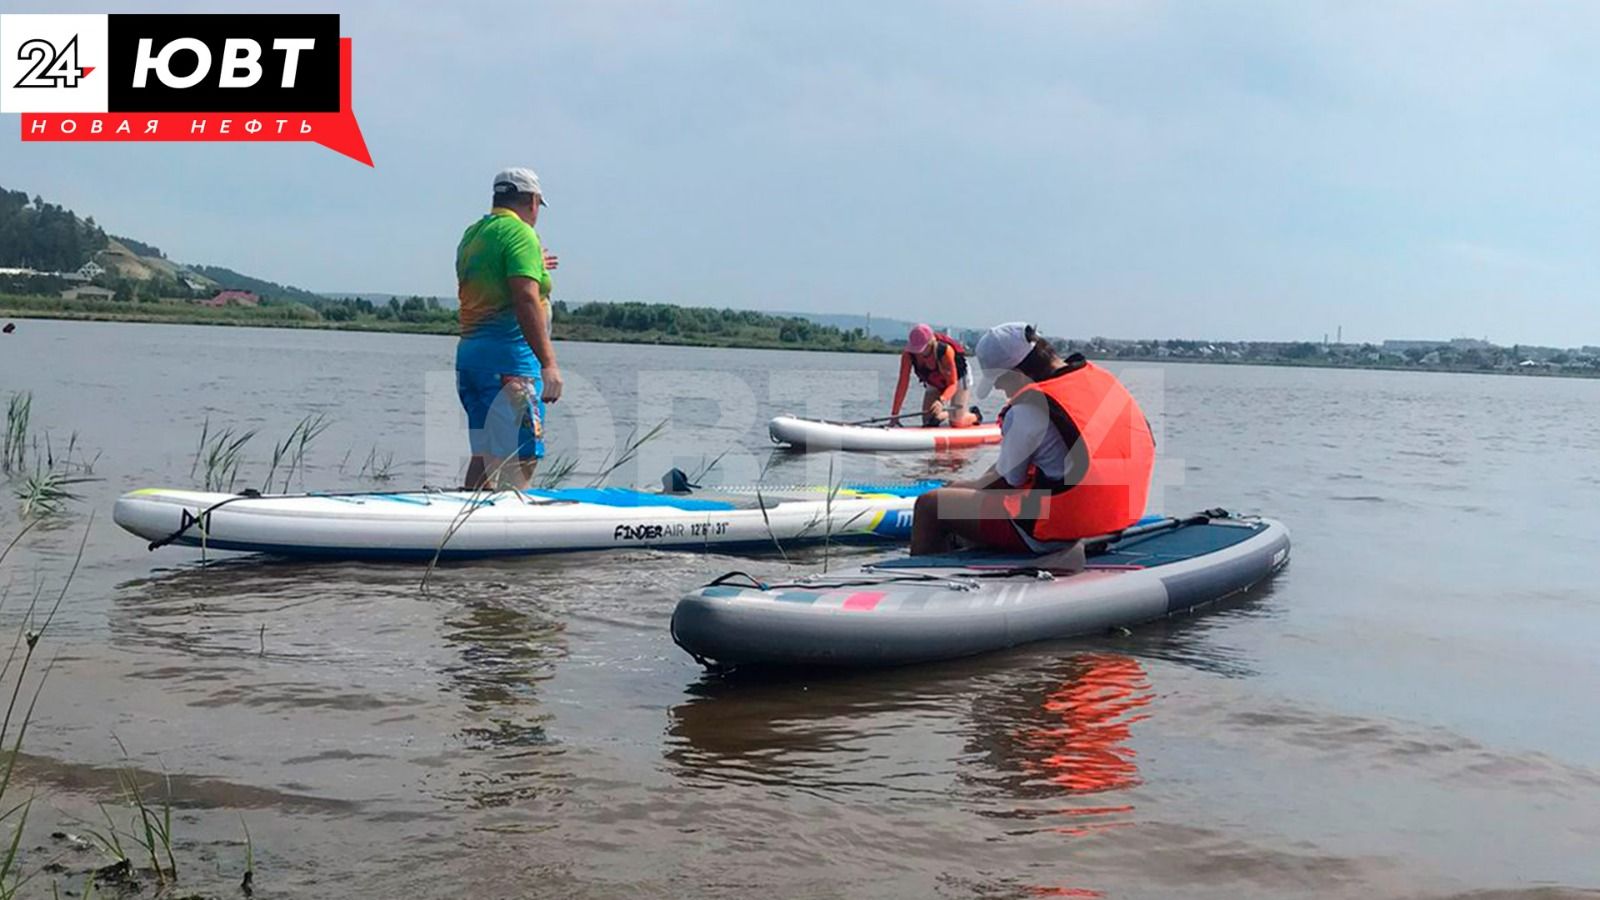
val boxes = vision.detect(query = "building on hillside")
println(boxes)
[0,267,41,277]
[75,260,106,279]
[199,289,260,308]
[180,275,210,292]
[61,285,116,301]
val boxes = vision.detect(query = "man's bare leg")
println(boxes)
[465,455,489,491]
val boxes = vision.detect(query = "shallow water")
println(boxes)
[1,319,1598,898]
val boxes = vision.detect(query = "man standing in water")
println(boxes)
[455,167,563,489]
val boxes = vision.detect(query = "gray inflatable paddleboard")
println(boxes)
[673,512,1290,669]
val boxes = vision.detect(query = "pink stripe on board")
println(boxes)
[841,591,885,611]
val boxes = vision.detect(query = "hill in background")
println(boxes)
[0,184,913,352]
[189,265,325,305]
[0,185,320,302]
[778,311,982,346]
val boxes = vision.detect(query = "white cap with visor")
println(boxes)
[973,322,1037,399]
[493,167,548,207]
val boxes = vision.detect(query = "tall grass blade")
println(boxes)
[188,416,209,480]
[0,520,86,894]
[688,448,729,485]
[3,393,31,474]
[535,455,578,489]
[287,412,331,491]
[753,455,789,563]
[240,816,254,896]
[15,471,97,518]
[586,419,668,487]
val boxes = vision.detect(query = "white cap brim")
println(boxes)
[975,367,999,400]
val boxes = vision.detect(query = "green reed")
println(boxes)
[534,455,579,488]
[2,394,30,475]
[786,460,872,574]
[585,419,668,488]
[14,469,96,518]
[358,445,395,482]
[0,521,252,897]
[240,816,254,896]
[421,421,669,590]
[2,395,100,519]
[262,413,332,493]
[753,454,789,563]
[0,518,85,899]
[112,738,177,886]
[688,448,729,485]
[191,420,257,493]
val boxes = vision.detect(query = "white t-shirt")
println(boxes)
[996,395,1070,486]
[995,395,1078,552]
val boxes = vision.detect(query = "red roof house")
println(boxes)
[202,290,260,308]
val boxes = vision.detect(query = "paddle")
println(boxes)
[1081,508,1231,555]
[844,413,918,427]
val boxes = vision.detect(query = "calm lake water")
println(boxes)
[1,318,1598,899]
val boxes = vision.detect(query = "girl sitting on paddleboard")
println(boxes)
[890,323,981,428]
[909,322,1155,555]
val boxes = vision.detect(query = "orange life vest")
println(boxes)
[1000,360,1155,540]
[908,334,968,391]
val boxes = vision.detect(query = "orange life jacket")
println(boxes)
[908,334,969,390]
[1000,360,1155,540]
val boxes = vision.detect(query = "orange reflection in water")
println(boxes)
[1018,654,1153,898]
[1018,653,1153,795]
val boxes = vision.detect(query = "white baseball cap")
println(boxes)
[493,167,548,207]
[973,321,1037,399]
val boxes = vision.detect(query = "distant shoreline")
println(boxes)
[6,302,1598,381]
[1098,354,1600,380]
[0,305,899,354]
[0,305,455,334]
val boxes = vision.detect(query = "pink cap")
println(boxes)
[906,323,935,354]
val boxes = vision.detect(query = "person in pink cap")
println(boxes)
[890,323,979,428]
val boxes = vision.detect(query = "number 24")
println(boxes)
[14,37,84,89]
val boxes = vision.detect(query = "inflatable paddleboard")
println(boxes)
[769,415,1002,452]
[673,512,1289,668]
[113,482,935,560]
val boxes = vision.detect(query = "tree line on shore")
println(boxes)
[0,187,108,273]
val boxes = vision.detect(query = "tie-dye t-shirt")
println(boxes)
[455,208,551,376]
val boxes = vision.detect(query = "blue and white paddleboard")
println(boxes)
[113,482,934,560]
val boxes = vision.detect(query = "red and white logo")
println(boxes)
[1,13,371,165]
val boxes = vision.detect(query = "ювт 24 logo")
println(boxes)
[0,13,370,164]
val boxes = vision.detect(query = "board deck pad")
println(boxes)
[872,519,1265,571]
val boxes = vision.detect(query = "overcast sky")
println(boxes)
[5,0,1599,346]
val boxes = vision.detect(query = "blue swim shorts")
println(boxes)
[457,370,545,461]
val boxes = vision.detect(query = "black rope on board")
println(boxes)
[146,489,261,551]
